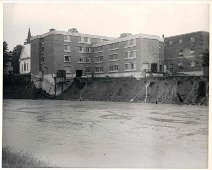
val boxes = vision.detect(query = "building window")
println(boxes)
[109,43,118,50]
[190,48,195,54]
[125,62,136,71]
[125,39,136,47]
[191,37,195,43]
[94,56,103,63]
[178,63,183,69]
[85,67,91,73]
[79,47,91,53]
[109,54,118,61]
[191,61,195,68]
[64,45,71,52]
[78,57,84,63]
[64,56,70,62]
[84,57,91,63]
[125,50,136,59]
[95,66,103,73]
[169,41,173,46]
[64,35,71,42]
[143,63,149,71]
[109,65,119,72]
[94,46,103,52]
[41,57,44,63]
[80,37,90,43]
[26,63,28,71]
[179,39,183,44]
[24,62,26,71]
[41,46,44,54]
[179,49,183,56]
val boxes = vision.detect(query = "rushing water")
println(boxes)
[2,99,208,168]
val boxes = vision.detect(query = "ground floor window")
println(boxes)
[85,67,91,73]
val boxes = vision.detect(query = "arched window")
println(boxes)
[24,62,26,71]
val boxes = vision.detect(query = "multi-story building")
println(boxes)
[164,31,209,75]
[92,33,164,78]
[31,28,114,94]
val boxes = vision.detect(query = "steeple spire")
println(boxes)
[26,28,31,44]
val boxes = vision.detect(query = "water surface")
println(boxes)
[3,99,208,168]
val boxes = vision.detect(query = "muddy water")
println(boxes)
[3,99,208,168]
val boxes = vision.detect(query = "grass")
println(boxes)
[2,146,50,168]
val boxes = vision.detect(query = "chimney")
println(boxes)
[68,28,79,33]
[120,33,132,38]
[49,28,55,32]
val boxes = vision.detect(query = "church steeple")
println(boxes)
[26,28,32,44]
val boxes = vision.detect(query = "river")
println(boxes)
[2,99,208,168]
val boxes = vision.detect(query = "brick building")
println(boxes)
[164,31,209,75]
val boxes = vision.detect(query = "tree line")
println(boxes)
[3,41,23,74]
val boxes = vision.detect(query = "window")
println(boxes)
[80,37,90,43]
[27,63,28,71]
[125,51,136,59]
[64,35,71,41]
[64,45,71,52]
[79,57,84,63]
[125,63,136,70]
[109,65,118,72]
[79,47,91,53]
[95,67,103,73]
[178,63,183,69]
[191,61,195,68]
[143,63,149,70]
[190,48,195,54]
[41,57,44,63]
[109,54,118,61]
[109,43,118,49]
[94,46,103,52]
[94,56,103,63]
[84,57,91,63]
[24,63,26,71]
[179,39,183,44]
[64,56,70,62]
[125,39,136,47]
[41,46,44,53]
[191,37,195,43]
[179,49,183,56]
[85,67,91,73]
[169,41,173,46]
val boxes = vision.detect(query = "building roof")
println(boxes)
[164,31,209,40]
[19,44,30,61]
[31,30,115,41]
[92,33,164,47]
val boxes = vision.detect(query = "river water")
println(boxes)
[2,99,208,168]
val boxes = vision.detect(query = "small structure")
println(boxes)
[19,28,31,74]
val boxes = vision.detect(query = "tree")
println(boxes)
[12,45,23,74]
[3,41,10,67]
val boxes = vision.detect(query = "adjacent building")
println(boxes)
[19,28,32,74]
[164,31,209,75]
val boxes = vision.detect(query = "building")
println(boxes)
[30,28,114,94]
[19,28,32,74]
[164,31,209,76]
[92,33,164,78]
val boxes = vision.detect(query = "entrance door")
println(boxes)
[151,63,158,73]
[76,70,83,77]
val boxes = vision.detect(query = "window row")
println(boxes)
[125,51,136,59]
[64,35,91,43]
[94,56,104,63]
[109,54,118,61]
[168,37,195,46]
[109,65,119,72]
[125,62,136,70]
[21,62,29,72]
[168,61,196,69]
[178,48,195,56]
[79,57,91,63]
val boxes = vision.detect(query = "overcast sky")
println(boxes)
[3,2,209,50]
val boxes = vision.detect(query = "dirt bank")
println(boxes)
[3,75,209,105]
[57,76,209,105]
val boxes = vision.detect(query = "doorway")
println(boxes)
[151,63,158,73]
[76,70,83,77]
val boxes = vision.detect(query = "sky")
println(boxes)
[3,2,209,51]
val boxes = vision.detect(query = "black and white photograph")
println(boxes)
[2,1,210,168]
